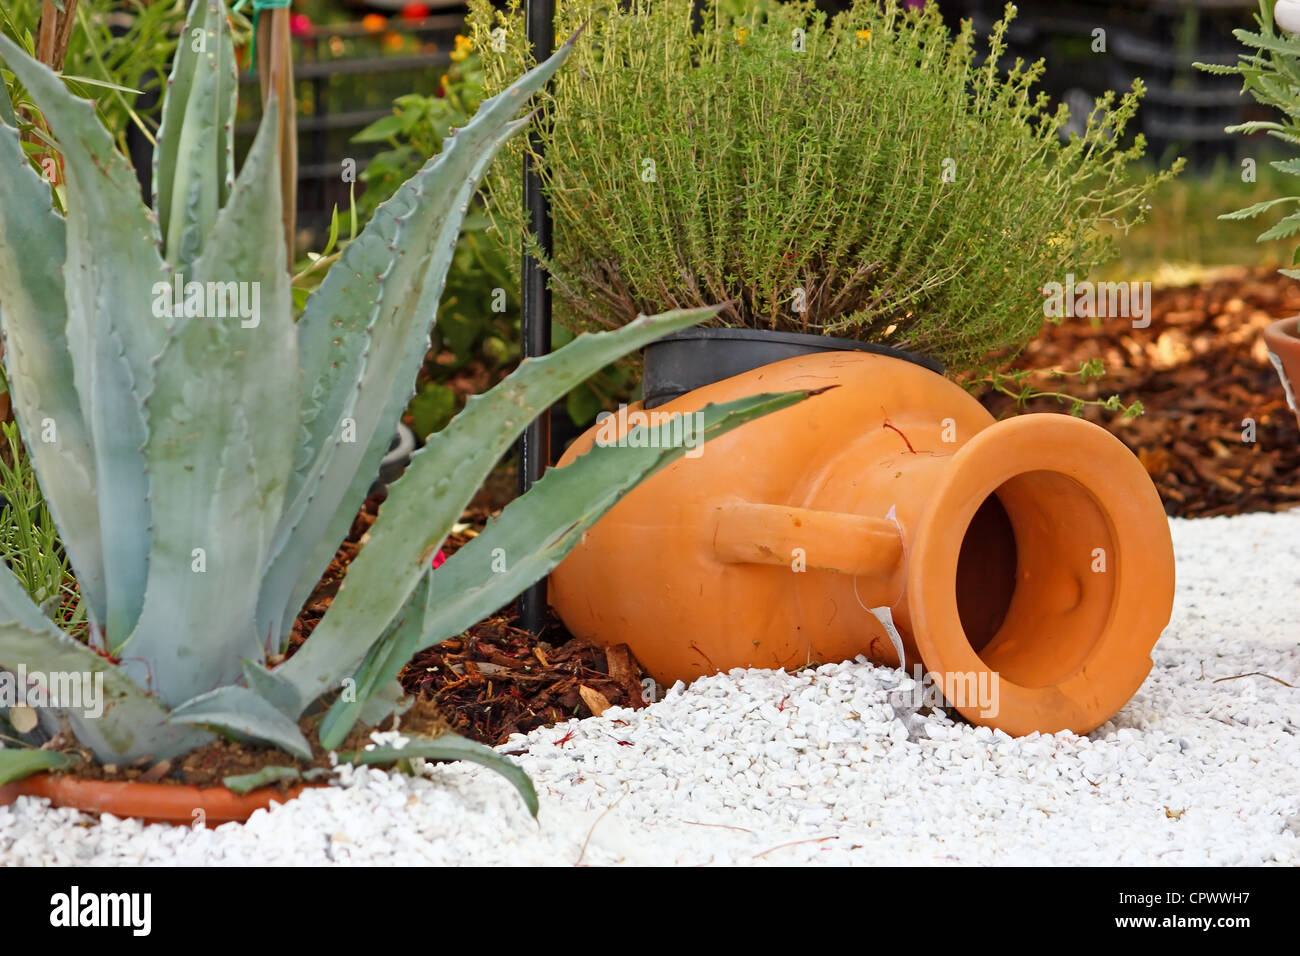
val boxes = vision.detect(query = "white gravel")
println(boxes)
[2,511,1297,866]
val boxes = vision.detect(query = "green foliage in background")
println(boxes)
[0,0,183,157]
[1104,154,1300,278]
[352,38,626,430]
[0,413,83,638]
[471,0,1180,377]
[353,41,524,436]
[1199,0,1300,277]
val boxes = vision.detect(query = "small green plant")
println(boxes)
[0,0,184,159]
[1199,0,1300,277]
[0,0,806,798]
[0,412,84,636]
[471,0,1179,378]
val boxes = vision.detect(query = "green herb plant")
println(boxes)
[472,0,1179,381]
[1198,0,1300,278]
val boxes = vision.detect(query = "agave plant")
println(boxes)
[0,0,806,806]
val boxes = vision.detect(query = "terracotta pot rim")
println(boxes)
[1262,316,1300,420]
[0,771,317,826]
[1262,315,1300,358]
[907,414,1174,736]
[1263,314,1300,342]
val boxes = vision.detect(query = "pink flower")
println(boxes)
[290,14,312,38]
[431,549,447,569]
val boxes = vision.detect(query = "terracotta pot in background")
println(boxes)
[1263,316,1300,428]
[550,350,1176,737]
[0,773,307,826]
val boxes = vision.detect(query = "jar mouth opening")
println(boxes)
[952,472,1117,689]
[908,414,1173,735]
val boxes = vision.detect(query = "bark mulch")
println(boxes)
[285,488,650,748]
[976,267,1300,518]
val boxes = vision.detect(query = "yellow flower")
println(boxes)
[735,27,749,46]
[450,34,473,62]
[1045,232,1067,248]
[856,29,871,43]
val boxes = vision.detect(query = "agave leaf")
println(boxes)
[263,118,529,647]
[0,747,73,785]
[357,678,411,728]
[242,659,302,719]
[255,34,580,648]
[121,409,269,703]
[154,0,237,267]
[168,685,312,761]
[120,99,295,705]
[275,306,720,707]
[0,34,166,646]
[0,116,105,632]
[0,75,14,126]
[0,578,209,765]
[317,390,808,748]
[320,573,432,742]
[340,733,538,817]
[222,764,301,795]
[0,566,202,766]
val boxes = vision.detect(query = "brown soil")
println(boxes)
[398,610,650,746]
[46,698,451,791]
[287,484,650,749]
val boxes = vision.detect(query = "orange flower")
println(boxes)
[381,31,405,52]
[450,34,473,62]
[361,13,387,33]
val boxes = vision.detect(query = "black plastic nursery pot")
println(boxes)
[640,327,944,408]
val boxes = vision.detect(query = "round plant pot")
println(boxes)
[1262,316,1300,427]
[641,327,943,409]
[550,350,1175,737]
[0,773,309,826]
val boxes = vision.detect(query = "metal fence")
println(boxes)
[947,0,1262,167]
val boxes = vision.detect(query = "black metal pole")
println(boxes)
[517,0,555,634]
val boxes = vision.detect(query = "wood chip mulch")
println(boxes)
[285,487,649,748]
[397,611,649,747]
[976,267,1300,518]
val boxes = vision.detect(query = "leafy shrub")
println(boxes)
[471,0,1179,376]
[1199,0,1300,277]
[0,0,183,153]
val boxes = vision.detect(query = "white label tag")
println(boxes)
[867,605,906,671]
[1267,349,1298,413]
